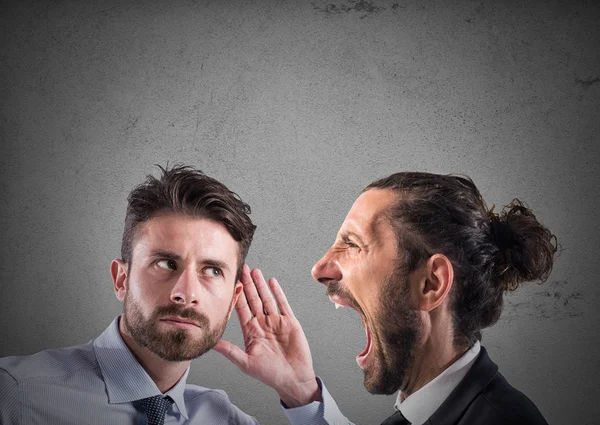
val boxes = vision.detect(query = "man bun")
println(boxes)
[488,199,558,292]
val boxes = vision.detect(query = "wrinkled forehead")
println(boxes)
[341,189,398,241]
[132,213,240,259]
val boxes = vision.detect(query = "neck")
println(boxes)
[118,316,191,393]
[401,314,469,397]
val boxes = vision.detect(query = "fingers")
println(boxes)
[240,264,293,317]
[234,288,254,325]
[213,340,249,372]
[269,277,295,317]
[250,268,279,316]
[241,264,264,317]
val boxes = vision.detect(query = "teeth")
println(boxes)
[335,303,342,309]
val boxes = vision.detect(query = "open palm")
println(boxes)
[214,265,320,406]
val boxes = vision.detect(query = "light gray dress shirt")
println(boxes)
[0,317,259,424]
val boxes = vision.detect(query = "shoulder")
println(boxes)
[184,384,258,425]
[184,383,229,402]
[463,371,548,425]
[0,341,98,382]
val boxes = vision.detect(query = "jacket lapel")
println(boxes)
[426,346,498,425]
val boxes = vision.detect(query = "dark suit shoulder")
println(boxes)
[459,371,548,425]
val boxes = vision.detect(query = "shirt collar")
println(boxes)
[93,316,190,419]
[395,341,481,425]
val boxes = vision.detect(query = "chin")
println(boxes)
[363,369,403,395]
[362,347,406,395]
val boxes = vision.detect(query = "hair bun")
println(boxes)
[490,219,513,252]
[489,199,557,292]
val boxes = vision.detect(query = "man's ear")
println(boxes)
[111,259,128,302]
[419,254,454,312]
[228,281,244,320]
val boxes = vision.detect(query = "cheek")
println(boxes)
[126,274,165,309]
[349,264,386,312]
[124,284,150,311]
[202,283,235,307]
[203,297,235,325]
[203,275,237,296]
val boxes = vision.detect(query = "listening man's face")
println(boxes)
[312,189,421,394]
[114,213,242,361]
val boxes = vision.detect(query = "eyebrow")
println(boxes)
[149,250,182,261]
[202,258,231,272]
[149,251,231,272]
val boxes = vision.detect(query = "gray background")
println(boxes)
[1,0,598,424]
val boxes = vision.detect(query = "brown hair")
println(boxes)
[121,165,256,280]
[365,172,557,348]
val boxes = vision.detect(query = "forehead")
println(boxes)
[341,189,398,241]
[132,213,239,260]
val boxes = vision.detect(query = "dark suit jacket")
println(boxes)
[424,346,548,425]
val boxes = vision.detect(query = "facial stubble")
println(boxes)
[123,292,232,362]
[365,268,420,395]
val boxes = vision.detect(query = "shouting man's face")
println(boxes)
[312,189,422,394]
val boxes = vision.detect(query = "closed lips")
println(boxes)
[161,316,200,327]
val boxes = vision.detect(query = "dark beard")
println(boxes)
[123,297,229,361]
[365,271,421,395]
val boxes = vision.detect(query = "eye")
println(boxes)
[341,235,360,250]
[204,267,223,278]
[344,238,361,250]
[156,259,177,270]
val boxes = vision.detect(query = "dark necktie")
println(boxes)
[381,409,411,425]
[139,395,174,425]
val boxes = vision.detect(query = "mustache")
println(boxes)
[326,281,362,312]
[151,304,210,328]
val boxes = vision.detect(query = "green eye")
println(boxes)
[157,259,177,270]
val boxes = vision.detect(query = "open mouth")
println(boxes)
[329,295,372,369]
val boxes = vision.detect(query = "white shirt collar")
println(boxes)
[395,341,481,425]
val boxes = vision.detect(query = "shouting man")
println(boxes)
[216,172,556,425]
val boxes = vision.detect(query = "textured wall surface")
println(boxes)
[1,0,598,424]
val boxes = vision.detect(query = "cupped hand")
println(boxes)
[214,264,322,407]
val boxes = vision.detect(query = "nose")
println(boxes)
[311,249,342,286]
[170,266,199,306]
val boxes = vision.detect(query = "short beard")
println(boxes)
[363,268,421,395]
[123,295,230,362]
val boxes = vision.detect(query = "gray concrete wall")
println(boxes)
[1,0,598,424]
